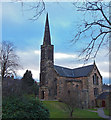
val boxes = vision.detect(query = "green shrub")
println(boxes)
[2,95,49,119]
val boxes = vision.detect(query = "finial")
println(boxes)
[46,13,48,26]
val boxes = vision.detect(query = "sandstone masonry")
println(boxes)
[39,14,103,108]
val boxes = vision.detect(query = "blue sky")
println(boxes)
[1,2,110,84]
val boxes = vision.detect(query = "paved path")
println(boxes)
[87,109,97,112]
[97,108,111,120]
[87,108,111,119]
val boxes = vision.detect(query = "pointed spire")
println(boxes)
[43,13,51,45]
[93,60,96,65]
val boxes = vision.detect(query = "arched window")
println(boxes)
[41,91,44,99]
[93,73,99,85]
[94,88,98,97]
[76,84,79,88]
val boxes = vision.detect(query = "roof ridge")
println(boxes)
[73,64,93,70]
[54,63,95,78]
[54,65,73,70]
[55,64,93,70]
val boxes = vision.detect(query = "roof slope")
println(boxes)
[102,84,111,91]
[96,92,110,100]
[54,65,74,77]
[73,65,94,78]
[54,64,94,78]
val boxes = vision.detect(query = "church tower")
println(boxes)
[39,14,54,100]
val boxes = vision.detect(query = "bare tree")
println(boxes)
[22,1,110,62]
[73,1,111,62]
[60,86,82,118]
[0,41,21,79]
[28,1,45,21]
[19,0,45,21]
[11,1,110,62]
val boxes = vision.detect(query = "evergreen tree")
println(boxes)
[22,70,34,86]
[21,70,36,94]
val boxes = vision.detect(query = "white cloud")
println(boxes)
[54,52,77,59]
[34,50,40,55]
[16,50,40,79]
[16,50,78,80]
[17,69,39,81]
[100,71,109,78]
[16,49,109,84]
[16,50,40,69]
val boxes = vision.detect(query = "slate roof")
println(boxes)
[96,92,110,100]
[54,64,94,78]
[102,84,111,91]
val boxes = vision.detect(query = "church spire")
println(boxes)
[43,13,51,45]
[94,60,95,64]
[93,60,96,66]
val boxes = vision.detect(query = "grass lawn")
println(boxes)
[88,108,97,111]
[73,109,99,118]
[42,101,68,118]
[103,109,110,116]
[42,101,104,119]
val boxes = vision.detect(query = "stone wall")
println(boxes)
[39,86,49,100]
[56,76,82,100]
[39,56,102,109]
[87,64,102,108]
[39,44,54,100]
[53,64,102,108]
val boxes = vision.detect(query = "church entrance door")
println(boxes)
[41,91,44,99]
[102,100,105,107]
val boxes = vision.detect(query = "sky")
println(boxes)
[1,2,110,84]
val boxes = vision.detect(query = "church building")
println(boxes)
[39,14,103,108]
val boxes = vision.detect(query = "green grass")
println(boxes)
[42,101,104,119]
[88,108,97,111]
[42,101,68,118]
[73,109,100,118]
[103,109,110,116]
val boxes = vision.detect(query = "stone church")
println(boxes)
[39,14,103,108]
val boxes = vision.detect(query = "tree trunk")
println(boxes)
[70,110,73,118]
[2,69,5,79]
[2,62,6,79]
